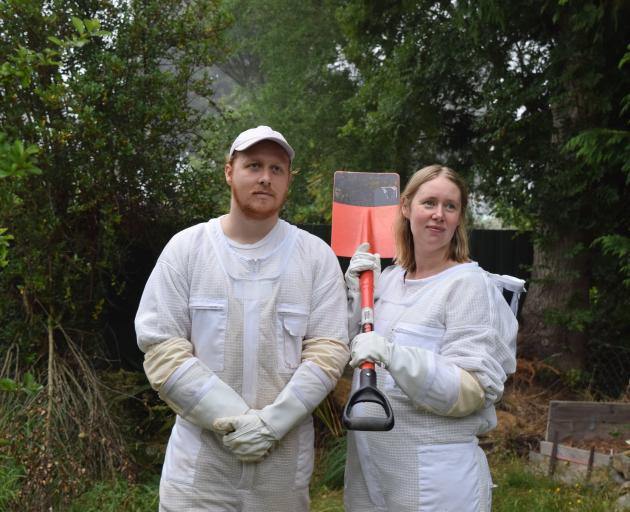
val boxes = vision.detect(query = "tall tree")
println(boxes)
[0,0,231,505]
[216,0,362,223]
[336,1,630,376]
[0,0,230,356]
[462,1,630,374]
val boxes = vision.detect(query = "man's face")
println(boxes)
[225,140,292,221]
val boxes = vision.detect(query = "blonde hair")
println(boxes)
[394,165,470,273]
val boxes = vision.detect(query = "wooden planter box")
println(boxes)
[529,400,630,483]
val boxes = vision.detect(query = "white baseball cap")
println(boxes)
[229,125,295,162]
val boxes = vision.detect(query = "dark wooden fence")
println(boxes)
[299,224,533,280]
[110,225,532,369]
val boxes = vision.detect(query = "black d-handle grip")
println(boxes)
[342,367,395,431]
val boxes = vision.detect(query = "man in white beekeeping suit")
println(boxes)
[135,126,349,511]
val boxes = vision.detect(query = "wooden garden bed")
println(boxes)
[529,400,630,483]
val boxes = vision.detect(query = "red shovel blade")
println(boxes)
[331,171,400,258]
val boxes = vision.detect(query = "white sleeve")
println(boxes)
[135,238,249,429]
[135,240,191,352]
[387,344,485,417]
[347,287,362,339]
[439,273,518,406]
[385,271,517,416]
[302,241,350,381]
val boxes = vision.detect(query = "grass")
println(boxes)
[63,474,343,512]
[310,434,346,512]
[490,454,618,511]
[310,449,621,512]
[66,476,160,512]
[311,487,344,512]
[310,452,620,511]
[1,441,620,511]
[0,455,23,510]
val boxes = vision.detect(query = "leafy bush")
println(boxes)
[0,455,23,511]
[68,476,159,512]
[312,435,346,491]
[0,344,133,510]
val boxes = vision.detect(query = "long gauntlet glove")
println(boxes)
[144,338,249,431]
[350,332,485,417]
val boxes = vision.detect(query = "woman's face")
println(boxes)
[403,174,462,258]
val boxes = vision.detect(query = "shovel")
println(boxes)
[331,171,399,431]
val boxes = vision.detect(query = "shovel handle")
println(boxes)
[359,270,374,311]
[359,270,375,370]
[342,267,395,431]
[342,366,395,431]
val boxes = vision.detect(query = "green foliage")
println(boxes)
[0,0,232,363]
[0,455,23,510]
[336,1,480,184]
[0,341,134,509]
[333,0,630,369]
[0,372,43,395]
[0,228,12,269]
[0,133,41,179]
[564,34,630,289]
[593,235,630,287]
[311,487,344,512]
[314,395,344,438]
[559,367,591,391]
[99,369,174,472]
[313,435,346,491]
[67,476,159,512]
[0,1,233,504]
[216,0,363,223]
[543,306,593,333]
[0,131,42,267]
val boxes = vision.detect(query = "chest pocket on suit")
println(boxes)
[392,322,444,352]
[189,298,227,371]
[277,305,308,370]
[385,322,445,392]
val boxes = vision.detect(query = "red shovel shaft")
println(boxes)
[359,269,375,370]
[343,265,394,431]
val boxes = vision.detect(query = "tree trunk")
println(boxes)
[517,231,590,371]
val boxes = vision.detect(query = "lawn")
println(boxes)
[310,452,619,512]
[2,449,616,511]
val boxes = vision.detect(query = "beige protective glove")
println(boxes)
[213,412,276,462]
[344,242,381,292]
[346,243,382,337]
[349,331,393,368]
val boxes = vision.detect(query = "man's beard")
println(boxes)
[231,186,287,220]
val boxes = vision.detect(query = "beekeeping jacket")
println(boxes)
[345,262,522,512]
[135,218,349,511]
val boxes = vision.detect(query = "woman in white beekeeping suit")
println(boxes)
[135,126,349,511]
[344,164,524,512]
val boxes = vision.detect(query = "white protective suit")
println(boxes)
[345,262,521,512]
[135,218,349,511]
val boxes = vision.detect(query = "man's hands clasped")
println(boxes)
[213,411,277,463]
